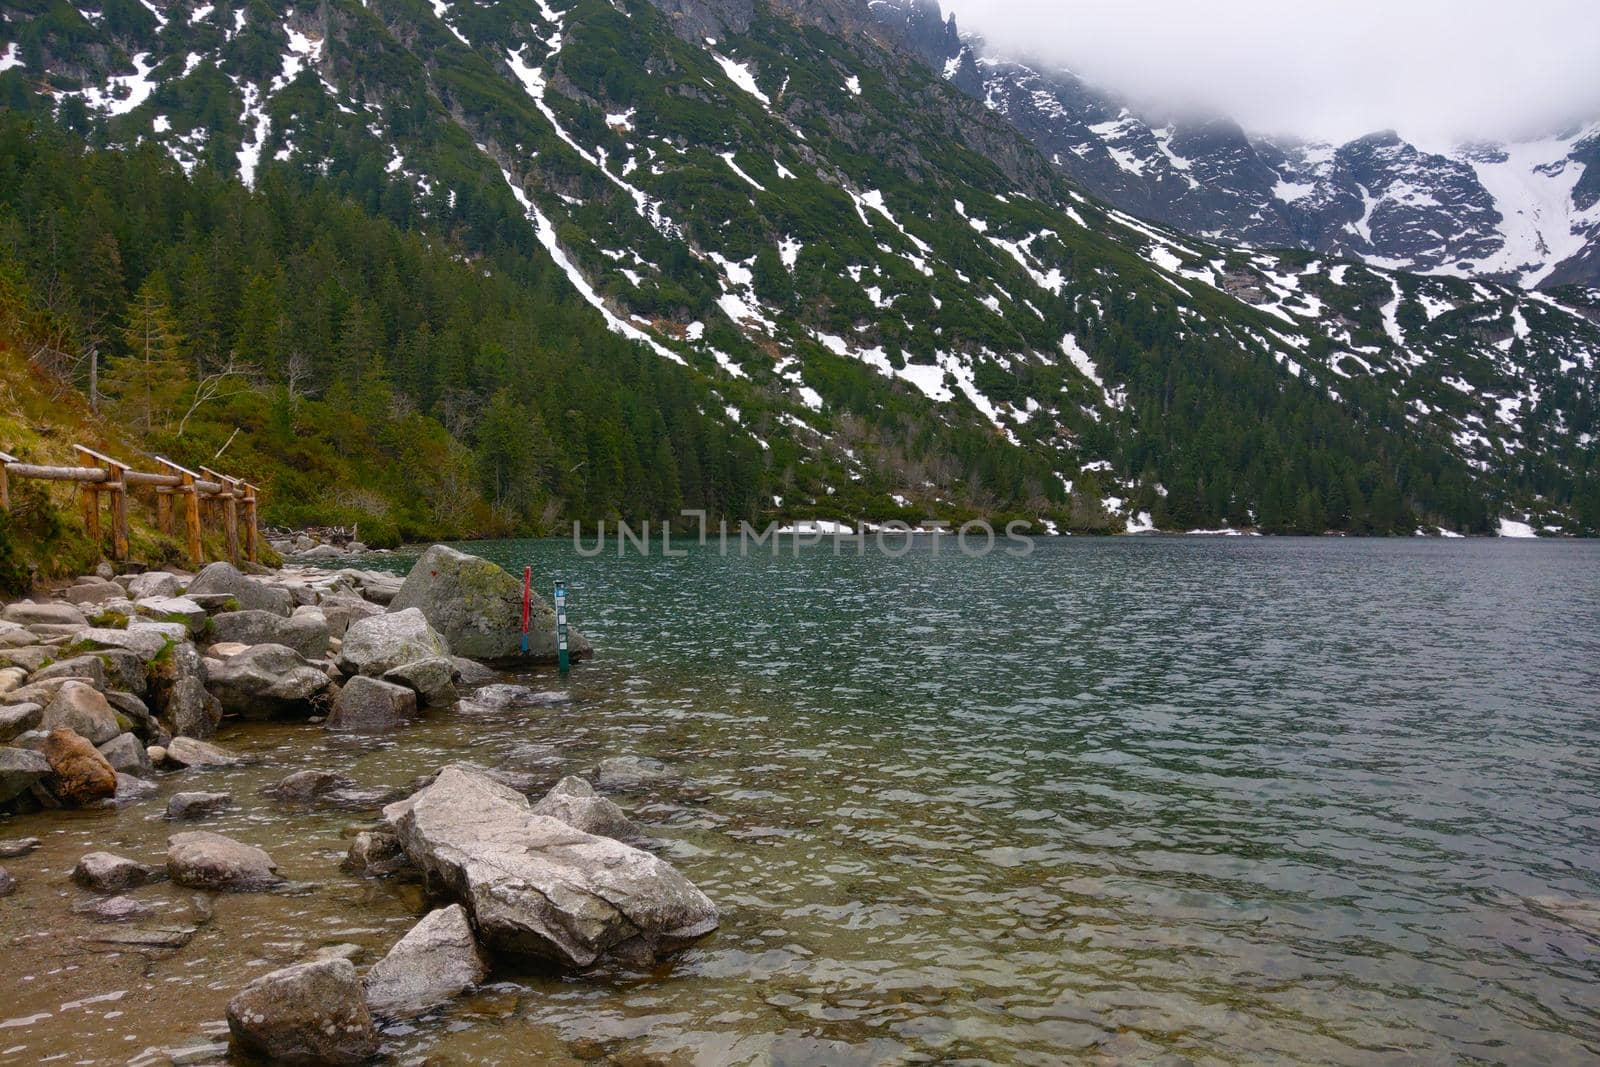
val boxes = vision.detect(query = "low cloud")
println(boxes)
[942,0,1600,146]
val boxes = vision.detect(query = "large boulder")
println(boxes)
[2,601,87,628]
[0,702,42,744]
[209,610,329,659]
[0,746,49,805]
[389,545,590,664]
[167,831,283,891]
[134,596,208,634]
[325,676,417,733]
[381,657,458,708]
[384,765,718,968]
[317,594,385,639]
[40,682,122,745]
[70,626,175,662]
[148,641,221,739]
[206,644,330,718]
[186,562,293,617]
[62,579,125,606]
[127,571,184,600]
[226,958,378,1066]
[337,608,448,677]
[532,776,650,848]
[362,904,487,1018]
[97,732,152,776]
[42,728,118,805]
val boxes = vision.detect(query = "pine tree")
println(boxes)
[104,275,190,435]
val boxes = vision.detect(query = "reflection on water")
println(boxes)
[1,537,1597,1064]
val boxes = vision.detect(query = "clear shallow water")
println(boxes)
[1,537,1597,1065]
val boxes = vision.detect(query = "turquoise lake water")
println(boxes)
[0,536,1594,1065]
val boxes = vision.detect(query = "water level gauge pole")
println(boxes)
[555,580,570,674]
[521,566,532,656]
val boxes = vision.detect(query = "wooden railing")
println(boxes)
[0,445,259,567]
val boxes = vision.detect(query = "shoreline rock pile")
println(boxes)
[0,547,717,1063]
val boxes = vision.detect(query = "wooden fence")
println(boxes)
[0,445,259,567]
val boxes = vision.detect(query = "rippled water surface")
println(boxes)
[2,537,1598,1065]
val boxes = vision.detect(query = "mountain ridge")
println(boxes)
[1,0,1596,537]
[869,0,1600,291]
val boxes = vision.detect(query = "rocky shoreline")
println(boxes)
[0,544,718,1065]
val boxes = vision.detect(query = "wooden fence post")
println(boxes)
[73,448,101,548]
[243,483,260,563]
[156,488,172,536]
[158,457,204,568]
[0,451,13,512]
[203,467,240,565]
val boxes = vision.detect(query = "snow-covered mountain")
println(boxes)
[869,0,1600,291]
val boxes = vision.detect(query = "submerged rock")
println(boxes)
[165,736,243,768]
[167,791,233,820]
[337,608,449,677]
[0,836,41,858]
[384,765,718,968]
[167,831,283,891]
[390,544,591,664]
[594,755,673,794]
[533,776,650,848]
[226,958,378,1065]
[343,830,412,877]
[362,904,487,1018]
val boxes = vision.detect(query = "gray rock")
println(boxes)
[72,850,166,891]
[127,571,184,600]
[164,1043,229,1066]
[2,601,87,628]
[167,831,283,891]
[342,830,411,877]
[93,649,149,695]
[42,681,122,745]
[0,837,40,858]
[97,732,153,775]
[384,765,718,968]
[347,542,368,554]
[450,656,498,686]
[0,645,54,673]
[208,610,329,659]
[186,562,293,617]
[225,958,378,1066]
[167,791,233,819]
[71,626,175,662]
[337,608,449,677]
[32,655,107,689]
[0,665,26,694]
[148,641,220,739]
[326,676,418,733]
[594,755,673,794]
[105,691,167,744]
[0,702,42,743]
[533,776,650,847]
[78,895,151,921]
[206,644,330,718]
[165,736,243,768]
[297,543,345,561]
[363,904,487,1017]
[134,596,209,634]
[0,747,50,804]
[390,544,591,664]
[266,769,354,802]
[316,594,385,639]
[381,657,458,708]
[0,866,14,896]
[62,579,125,606]
[113,772,159,802]
[0,621,37,648]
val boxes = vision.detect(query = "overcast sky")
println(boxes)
[940,0,1600,146]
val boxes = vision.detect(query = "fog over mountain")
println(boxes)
[940,0,1600,147]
